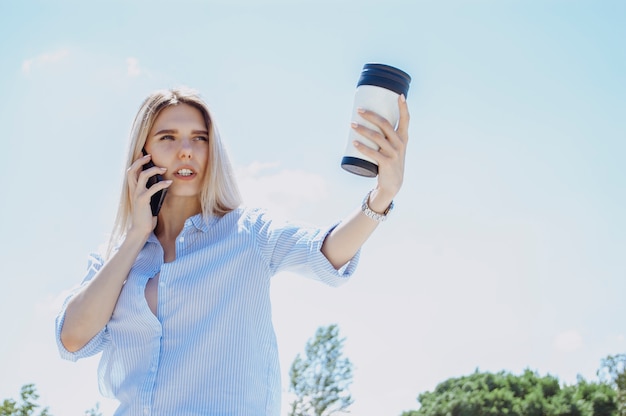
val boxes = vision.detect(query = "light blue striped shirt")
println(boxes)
[56,207,359,416]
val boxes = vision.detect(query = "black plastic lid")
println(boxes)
[341,156,378,177]
[357,63,411,97]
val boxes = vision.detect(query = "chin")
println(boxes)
[167,189,202,199]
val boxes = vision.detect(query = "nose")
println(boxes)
[178,138,192,160]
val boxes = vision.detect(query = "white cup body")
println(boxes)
[343,85,400,176]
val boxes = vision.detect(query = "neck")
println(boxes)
[154,195,202,240]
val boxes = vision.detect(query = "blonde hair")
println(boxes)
[106,87,241,257]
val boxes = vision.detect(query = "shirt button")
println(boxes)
[179,237,184,243]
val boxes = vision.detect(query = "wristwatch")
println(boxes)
[361,189,394,222]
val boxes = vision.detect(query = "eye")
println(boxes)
[160,135,175,141]
[194,136,209,142]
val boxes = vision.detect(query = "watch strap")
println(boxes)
[361,189,394,222]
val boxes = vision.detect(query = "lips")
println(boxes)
[177,169,193,177]
[173,166,198,179]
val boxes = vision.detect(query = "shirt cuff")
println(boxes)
[306,222,360,287]
[55,308,107,362]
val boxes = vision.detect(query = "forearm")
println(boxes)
[321,188,394,269]
[322,93,409,269]
[60,228,149,352]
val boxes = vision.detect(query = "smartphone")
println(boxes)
[142,148,167,216]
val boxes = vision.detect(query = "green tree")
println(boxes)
[0,384,51,416]
[401,369,617,416]
[84,402,103,416]
[1,384,102,416]
[598,354,626,416]
[288,324,354,416]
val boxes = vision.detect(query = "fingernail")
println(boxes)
[400,94,406,102]
[357,107,365,114]
[351,121,359,128]
[160,167,167,171]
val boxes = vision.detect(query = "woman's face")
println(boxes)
[144,103,210,199]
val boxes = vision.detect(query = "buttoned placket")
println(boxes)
[138,238,164,416]
[137,216,206,415]
[176,217,197,257]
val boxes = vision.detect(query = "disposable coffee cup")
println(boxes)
[341,63,411,177]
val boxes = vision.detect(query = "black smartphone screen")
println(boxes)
[142,149,167,216]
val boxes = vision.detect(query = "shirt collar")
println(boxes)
[189,213,218,232]
[145,213,217,244]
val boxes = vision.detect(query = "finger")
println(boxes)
[133,180,171,216]
[395,94,410,142]
[137,166,167,190]
[146,179,172,197]
[351,121,398,157]
[126,154,151,187]
[356,108,402,149]
[128,153,152,173]
[352,126,393,160]
[357,108,394,134]
[352,139,385,164]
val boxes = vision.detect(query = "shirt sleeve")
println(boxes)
[55,252,110,362]
[249,208,360,286]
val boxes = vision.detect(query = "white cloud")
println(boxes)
[236,162,328,217]
[21,49,70,73]
[239,161,280,176]
[126,57,141,77]
[553,329,583,353]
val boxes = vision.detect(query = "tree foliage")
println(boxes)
[83,403,103,416]
[0,384,102,416]
[598,354,626,416]
[0,384,50,416]
[401,368,617,416]
[288,324,354,416]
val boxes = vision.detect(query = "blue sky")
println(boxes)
[0,0,624,415]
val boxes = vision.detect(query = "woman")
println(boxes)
[56,87,409,415]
